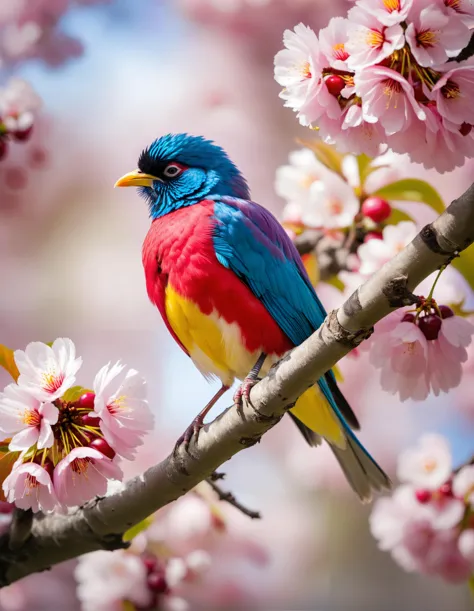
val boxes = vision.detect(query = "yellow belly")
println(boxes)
[165,286,344,446]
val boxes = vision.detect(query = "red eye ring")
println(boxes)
[163,162,186,178]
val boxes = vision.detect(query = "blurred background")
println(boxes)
[1,0,474,609]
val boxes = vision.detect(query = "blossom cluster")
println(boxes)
[75,484,268,611]
[0,338,154,513]
[0,79,42,163]
[371,434,474,582]
[274,0,474,171]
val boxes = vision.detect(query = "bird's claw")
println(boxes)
[173,417,205,455]
[233,377,258,408]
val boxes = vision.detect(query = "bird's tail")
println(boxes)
[289,379,391,502]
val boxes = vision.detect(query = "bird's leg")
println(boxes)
[174,384,230,453]
[233,352,267,407]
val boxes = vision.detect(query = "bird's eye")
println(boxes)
[163,164,183,178]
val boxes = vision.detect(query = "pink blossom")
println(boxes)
[453,464,474,505]
[355,0,413,26]
[318,103,387,157]
[3,462,57,513]
[430,60,474,126]
[14,338,82,402]
[318,17,350,71]
[53,447,123,507]
[302,170,360,229]
[274,23,341,126]
[275,148,327,209]
[370,317,431,401]
[442,0,474,22]
[0,78,42,126]
[358,222,418,275]
[405,1,470,67]
[93,362,154,459]
[75,550,152,611]
[356,66,426,135]
[346,6,405,69]
[397,434,452,490]
[0,383,58,451]
[458,529,474,566]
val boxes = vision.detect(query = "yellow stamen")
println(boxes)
[383,78,402,109]
[442,79,461,99]
[22,409,40,427]
[423,458,437,473]
[71,457,90,476]
[332,42,349,61]
[327,198,344,215]
[417,29,439,48]
[41,370,64,394]
[383,0,400,12]
[301,61,312,79]
[366,29,384,49]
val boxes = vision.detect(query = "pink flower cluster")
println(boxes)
[371,434,474,583]
[274,0,474,171]
[0,338,154,513]
[75,484,268,611]
[0,0,110,68]
[0,78,42,163]
[365,301,474,401]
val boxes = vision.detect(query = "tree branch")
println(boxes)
[1,183,474,586]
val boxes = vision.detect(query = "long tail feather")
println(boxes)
[288,412,321,447]
[324,372,360,430]
[330,433,392,503]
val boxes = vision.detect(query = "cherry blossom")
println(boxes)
[318,17,350,71]
[346,6,405,69]
[405,1,470,67]
[356,66,426,135]
[53,447,123,508]
[14,338,82,402]
[453,464,474,505]
[358,222,418,275]
[274,23,341,126]
[430,60,474,126]
[3,462,58,513]
[93,362,154,459]
[0,383,58,451]
[397,434,452,490]
[75,550,152,611]
[355,0,414,26]
[302,171,360,229]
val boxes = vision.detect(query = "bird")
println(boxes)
[115,133,391,502]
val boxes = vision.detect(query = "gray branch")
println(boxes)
[1,183,474,586]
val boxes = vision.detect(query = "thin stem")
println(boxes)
[426,265,446,302]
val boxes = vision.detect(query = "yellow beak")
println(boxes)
[114,170,161,188]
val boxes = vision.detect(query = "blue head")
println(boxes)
[115,133,250,219]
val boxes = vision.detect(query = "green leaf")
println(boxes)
[123,516,154,542]
[0,344,19,381]
[371,179,445,214]
[62,386,92,403]
[356,154,372,185]
[297,139,345,177]
[325,275,345,292]
[384,207,415,226]
[452,244,474,292]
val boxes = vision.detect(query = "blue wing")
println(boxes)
[211,195,327,346]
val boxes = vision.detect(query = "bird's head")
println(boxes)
[115,133,250,219]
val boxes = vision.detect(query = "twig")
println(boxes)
[206,479,261,520]
[0,182,474,585]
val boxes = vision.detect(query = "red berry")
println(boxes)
[439,481,453,497]
[438,305,454,319]
[80,430,97,444]
[418,313,442,340]
[0,139,8,160]
[80,413,101,427]
[147,572,167,593]
[43,459,55,479]
[460,122,472,137]
[361,197,392,223]
[325,75,345,97]
[77,392,96,410]
[364,231,383,242]
[401,312,416,323]
[89,438,116,459]
[0,501,14,514]
[143,557,157,574]
[415,489,431,504]
[13,125,33,141]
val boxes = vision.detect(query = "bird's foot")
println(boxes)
[173,416,205,455]
[233,377,259,408]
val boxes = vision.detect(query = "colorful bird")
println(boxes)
[115,133,391,501]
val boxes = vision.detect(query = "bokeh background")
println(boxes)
[1,0,474,609]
